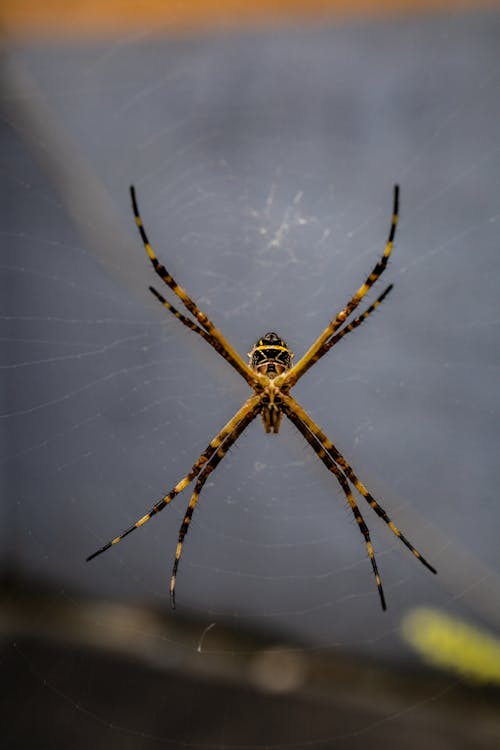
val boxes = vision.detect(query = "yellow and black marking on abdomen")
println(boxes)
[248,332,294,377]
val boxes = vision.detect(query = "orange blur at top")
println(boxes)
[2,0,499,39]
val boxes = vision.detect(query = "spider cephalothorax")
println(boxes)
[88,184,437,611]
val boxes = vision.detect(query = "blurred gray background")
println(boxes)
[1,5,500,749]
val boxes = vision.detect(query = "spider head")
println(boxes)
[248,332,294,378]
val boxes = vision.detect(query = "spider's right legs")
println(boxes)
[283,405,386,610]
[297,284,393,382]
[283,394,437,575]
[86,395,261,563]
[278,185,399,390]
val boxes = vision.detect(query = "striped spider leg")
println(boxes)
[282,403,387,609]
[281,394,437,609]
[170,399,262,608]
[319,282,393,354]
[130,186,263,391]
[275,184,399,392]
[87,396,261,572]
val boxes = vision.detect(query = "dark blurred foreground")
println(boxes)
[2,576,499,750]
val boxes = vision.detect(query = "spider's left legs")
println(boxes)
[86,396,261,563]
[284,406,386,609]
[130,186,259,388]
[130,186,211,330]
[149,286,254,376]
[149,286,213,340]
[170,402,261,608]
[283,394,437,575]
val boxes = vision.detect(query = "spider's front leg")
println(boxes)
[131,185,263,391]
[276,185,399,391]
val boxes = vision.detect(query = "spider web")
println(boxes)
[2,6,500,749]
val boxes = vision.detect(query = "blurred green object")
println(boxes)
[402,607,500,685]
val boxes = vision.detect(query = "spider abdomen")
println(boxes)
[248,332,294,378]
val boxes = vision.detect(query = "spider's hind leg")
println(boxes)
[169,402,261,608]
[283,405,387,610]
[283,394,437,577]
[86,396,261,566]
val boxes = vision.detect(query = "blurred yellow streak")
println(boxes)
[2,0,500,38]
[402,607,500,685]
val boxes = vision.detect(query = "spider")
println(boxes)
[87,184,437,610]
